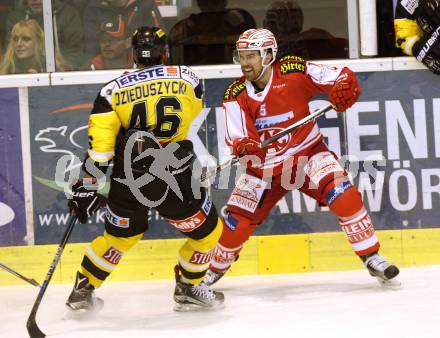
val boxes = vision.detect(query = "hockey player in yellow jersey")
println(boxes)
[66,26,224,313]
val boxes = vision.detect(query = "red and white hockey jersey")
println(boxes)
[223,55,347,176]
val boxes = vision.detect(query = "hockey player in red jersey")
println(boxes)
[205,28,400,286]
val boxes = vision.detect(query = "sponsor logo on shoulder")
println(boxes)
[166,66,179,76]
[279,55,305,75]
[279,55,304,62]
[116,67,166,87]
[224,79,246,100]
[181,67,199,82]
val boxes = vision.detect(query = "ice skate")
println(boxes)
[65,272,103,318]
[203,268,225,286]
[362,253,401,287]
[173,266,224,311]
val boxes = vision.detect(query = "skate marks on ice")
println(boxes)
[1,266,439,338]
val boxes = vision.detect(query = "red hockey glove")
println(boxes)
[232,137,266,160]
[329,69,361,112]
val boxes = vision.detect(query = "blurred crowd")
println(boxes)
[3,1,435,75]
[0,0,163,74]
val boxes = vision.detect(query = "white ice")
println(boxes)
[1,265,439,338]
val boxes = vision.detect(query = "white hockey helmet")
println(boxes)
[233,28,278,65]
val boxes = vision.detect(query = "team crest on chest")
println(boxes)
[260,127,291,155]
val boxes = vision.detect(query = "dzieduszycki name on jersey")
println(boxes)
[115,81,187,105]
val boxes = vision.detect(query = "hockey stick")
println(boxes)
[261,103,334,147]
[26,216,78,338]
[0,262,40,287]
[200,103,334,182]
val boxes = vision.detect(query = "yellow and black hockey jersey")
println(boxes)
[86,65,203,166]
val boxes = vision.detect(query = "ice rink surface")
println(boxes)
[1,265,439,338]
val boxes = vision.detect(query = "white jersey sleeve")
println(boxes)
[305,62,343,86]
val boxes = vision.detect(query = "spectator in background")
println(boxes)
[168,0,256,65]
[6,0,83,69]
[0,1,15,58]
[394,0,440,74]
[263,0,348,60]
[0,19,71,74]
[263,0,306,58]
[83,0,163,61]
[70,0,90,18]
[85,17,133,70]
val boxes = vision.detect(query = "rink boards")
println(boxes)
[1,228,440,286]
[1,64,439,245]
[0,59,439,286]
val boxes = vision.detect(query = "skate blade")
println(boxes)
[63,302,104,320]
[376,277,402,289]
[173,302,225,312]
[63,307,90,320]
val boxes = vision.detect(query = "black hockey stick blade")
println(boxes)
[26,216,78,338]
[0,262,40,287]
[28,279,41,288]
[23,277,40,288]
[26,312,45,338]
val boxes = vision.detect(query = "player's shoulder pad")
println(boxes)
[179,65,201,87]
[178,65,203,99]
[99,79,120,106]
[277,55,306,75]
[223,77,247,100]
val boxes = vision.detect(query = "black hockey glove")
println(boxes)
[68,179,104,224]
[412,27,440,74]
[415,0,440,34]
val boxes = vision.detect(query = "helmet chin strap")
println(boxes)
[254,50,274,82]
[254,63,271,82]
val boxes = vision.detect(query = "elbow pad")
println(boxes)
[394,18,424,55]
